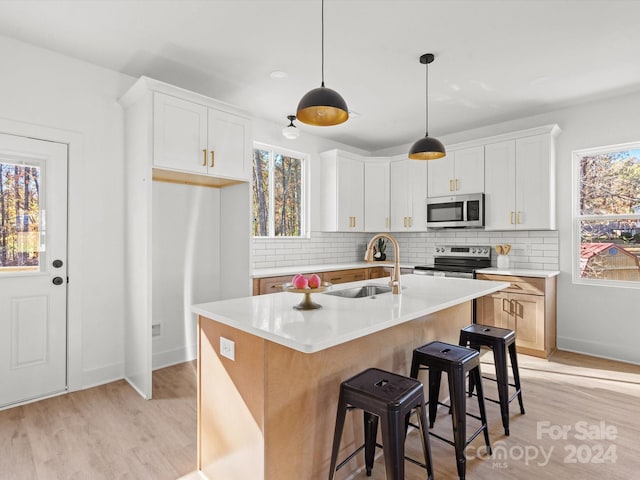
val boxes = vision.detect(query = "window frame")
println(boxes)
[252,142,310,239]
[572,141,640,289]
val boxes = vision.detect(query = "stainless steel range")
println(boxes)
[413,245,491,279]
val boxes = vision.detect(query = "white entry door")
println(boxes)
[0,133,68,409]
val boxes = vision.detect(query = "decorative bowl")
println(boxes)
[282,282,332,310]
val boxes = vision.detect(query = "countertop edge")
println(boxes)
[251,262,416,278]
[193,276,510,354]
[476,268,560,278]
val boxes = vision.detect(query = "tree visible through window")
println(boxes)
[252,144,306,237]
[0,161,41,271]
[575,145,640,285]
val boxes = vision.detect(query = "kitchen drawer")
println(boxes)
[256,274,297,295]
[476,274,545,296]
[323,268,368,285]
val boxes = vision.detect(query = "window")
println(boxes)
[574,143,640,287]
[252,143,307,237]
[0,161,41,272]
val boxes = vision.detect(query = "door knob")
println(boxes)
[53,259,63,268]
[52,277,64,286]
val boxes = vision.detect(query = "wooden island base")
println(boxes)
[198,301,471,479]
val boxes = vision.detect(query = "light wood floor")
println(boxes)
[1,352,639,480]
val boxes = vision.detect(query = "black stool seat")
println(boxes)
[459,324,525,436]
[328,367,434,480]
[411,341,491,480]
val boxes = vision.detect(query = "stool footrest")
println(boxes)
[335,444,365,472]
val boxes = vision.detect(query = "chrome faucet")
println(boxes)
[364,233,401,294]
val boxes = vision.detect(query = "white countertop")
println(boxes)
[251,261,415,278]
[476,267,560,278]
[192,274,510,354]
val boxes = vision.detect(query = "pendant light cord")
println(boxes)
[321,0,325,87]
[425,59,429,137]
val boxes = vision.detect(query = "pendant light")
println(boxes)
[408,53,446,160]
[282,115,300,140]
[296,0,349,126]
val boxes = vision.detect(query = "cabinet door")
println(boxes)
[153,93,208,174]
[207,108,251,181]
[515,134,554,230]
[510,292,545,351]
[484,140,516,230]
[337,156,364,231]
[364,161,390,232]
[454,146,485,194]
[427,152,454,197]
[391,159,428,231]
[476,292,511,328]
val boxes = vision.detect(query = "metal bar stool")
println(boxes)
[459,324,525,436]
[328,367,434,480]
[410,341,491,480]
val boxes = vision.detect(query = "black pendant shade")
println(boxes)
[296,0,349,127]
[408,135,446,160]
[408,53,445,160]
[296,83,349,126]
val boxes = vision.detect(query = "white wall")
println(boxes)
[0,35,134,388]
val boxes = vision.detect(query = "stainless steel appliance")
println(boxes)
[413,245,491,279]
[426,193,484,228]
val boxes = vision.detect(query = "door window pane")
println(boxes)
[0,162,41,272]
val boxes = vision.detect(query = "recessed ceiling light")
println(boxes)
[270,70,288,79]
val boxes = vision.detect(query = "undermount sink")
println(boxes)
[324,284,393,299]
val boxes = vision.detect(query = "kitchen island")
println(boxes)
[192,274,509,479]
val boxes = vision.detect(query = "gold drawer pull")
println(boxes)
[510,211,514,224]
[202,149,207,166]
[210,150,215,167]
[455,179,459,191]
[517,211,521,224]
[270,284,283,289]
[449,179,454,191]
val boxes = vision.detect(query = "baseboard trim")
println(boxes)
[81,362,125,390]
[557,336,640,365]
[153,344,197,371]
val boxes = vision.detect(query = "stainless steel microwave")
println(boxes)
[426,193,485,228]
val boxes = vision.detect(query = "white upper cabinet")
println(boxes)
[390,158,427,231]
[153,92,251,182]
[428,145,484,197]
[364,159,390,232]
[485,128,559,230]
[320,150,365,232]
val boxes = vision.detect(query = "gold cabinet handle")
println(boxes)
[202,149,207,166]
[510,211,515,224]
[210,150,215,167]
[517,211,522,224]
[386,217,389,229]
[502,297,510,314]
[449,179,454,192]
[455,179,459,191]
[270,284,283,289]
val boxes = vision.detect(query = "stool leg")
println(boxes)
[466,342,481,397]
[415,403,435,480]
[508,343,526,415]
[472,366,492,455]
[493,344,511,436]
[380,410,405,480]
[364,411,379,476]
[448,368,467,480]
[328,390,348,480]
[428,369,442,428]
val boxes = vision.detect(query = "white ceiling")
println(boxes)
[2,0,640,152]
